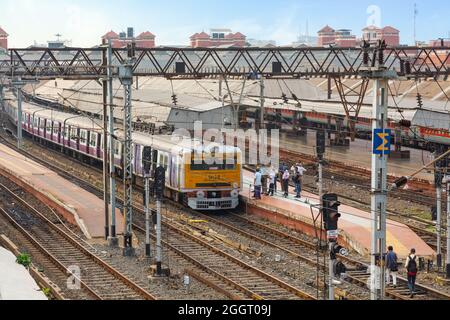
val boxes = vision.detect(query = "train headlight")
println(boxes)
[231,190,239,198]
[233,182,239,189]
[197,191,205,199]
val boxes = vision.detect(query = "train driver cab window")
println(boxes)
[89,132,97,147]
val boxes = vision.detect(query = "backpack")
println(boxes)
[407,256,418,274]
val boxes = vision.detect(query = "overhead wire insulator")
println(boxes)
[416,93,423,108]
[281,93,289,104]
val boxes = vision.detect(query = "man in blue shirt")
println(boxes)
[385,246,398,288]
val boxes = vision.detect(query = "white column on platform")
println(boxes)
[370,78,388,301]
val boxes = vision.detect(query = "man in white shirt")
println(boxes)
[268,167,276,196]
[254,168,262,200]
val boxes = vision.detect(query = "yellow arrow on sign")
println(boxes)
[376,133,390,151]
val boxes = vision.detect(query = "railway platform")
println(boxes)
[0,143,124,239]
[0,246,47,300]
[280,131,434,182]
[240,170,435,259]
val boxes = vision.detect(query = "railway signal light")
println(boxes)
[143,146,152,175]
[154,166,166,200]
[322,193,341,231]
[316,129,326,157]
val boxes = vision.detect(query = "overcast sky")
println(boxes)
[1,0,449,47]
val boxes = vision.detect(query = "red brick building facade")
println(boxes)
[101,30,156,48]
[0,26,8,50]
[362,26,400,46]
[190,30,246,48]
[317,26,357,47]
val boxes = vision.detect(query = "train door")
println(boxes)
[76,128,80,151]
[134,144,142,176]
[57,123,62,144]
[86,131,91,155]
[96,133,101,159]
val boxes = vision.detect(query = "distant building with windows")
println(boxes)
[317,25,400,47]
[102,27,156,48]
[190,29,247,48]
[362,26,400,46]
[0,26,8,50]
[317,25,357,47]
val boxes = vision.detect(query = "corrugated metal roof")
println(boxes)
[412,109,450,130]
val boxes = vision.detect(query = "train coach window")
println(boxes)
[33,117,38,128]
[80,130,87,144]
[89,132,97,147]
[39,119,45,131]
[46,121,52,133]
[53,123,59,134]
[114,140,120,155]
[71,128,77,141]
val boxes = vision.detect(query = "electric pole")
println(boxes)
[107,39,118,247]
[119,43,136,257]
[445,174,450,279]
[143,146,152,257]
[0,84,4,112]
[363,42,396,300]
[154,166,166,276]
[102,45,110,241]
[446,173,450,279]
[259,76,265,133]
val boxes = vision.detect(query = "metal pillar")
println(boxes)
[145,175,151,257]
[0,85,4,112]
[436,184,442,268]
[119,62,135,257]
[107,40,118,246]
[446,178,450,278]
[259,76,265,132]
[16,85,22,149]
[156,198,162,274]
[370,78,389,300]
[329,242,335,300]
[102,47,109,240]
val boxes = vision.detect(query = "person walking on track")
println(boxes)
[385,246,398,288]
[405,248,419,298]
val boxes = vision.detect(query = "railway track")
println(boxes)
[279,148,438,207]
[0,137,317,300]
[0,181,157,300]
[243,164,446,253]
[0,132,448,300]
[197,212,450,301]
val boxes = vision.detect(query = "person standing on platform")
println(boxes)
[254,168,262,200]
[268,167,276,196]
[385,246,398,288]
[405,248,419,298]
[292,163,307,198]
[260,166,269,195]
[282,169,290,198]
